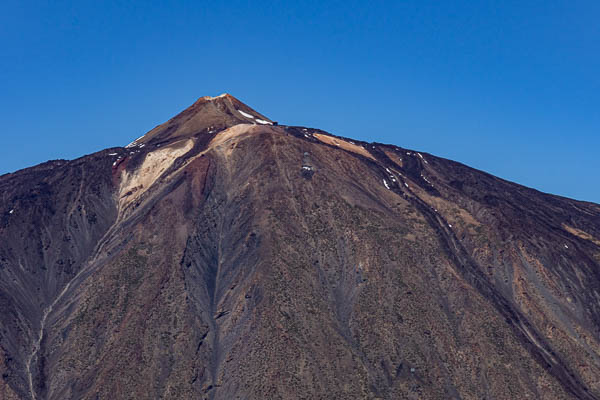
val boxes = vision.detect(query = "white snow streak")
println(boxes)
[126,135,145,148]
[237,110,254,119]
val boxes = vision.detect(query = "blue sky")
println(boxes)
[1,1,599,203]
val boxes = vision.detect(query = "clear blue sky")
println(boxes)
[1,1,599,203]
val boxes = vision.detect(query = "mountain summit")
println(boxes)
[1,95,599,400]
[127,94,273,147]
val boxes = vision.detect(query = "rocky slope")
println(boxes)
[1,94,599,399]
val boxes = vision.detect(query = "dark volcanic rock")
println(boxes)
[1,94,599,399]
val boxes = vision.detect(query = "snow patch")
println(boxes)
[237,110,255,119]
[383,179,390,190]
[108,153,118,156]
[255,118,272,125]
[9,209,14,214]
[564,244,569,249]
[404,182,409,188]
[126,135,145,148]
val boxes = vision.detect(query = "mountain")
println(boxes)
[1,94,599,400]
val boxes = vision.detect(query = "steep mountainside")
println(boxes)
[1,94,599,400]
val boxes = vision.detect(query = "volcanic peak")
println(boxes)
[127,93,273,148]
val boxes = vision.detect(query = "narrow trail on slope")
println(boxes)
[25,201,127,400]
[25,280,72,400]
[25,240,112,400]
